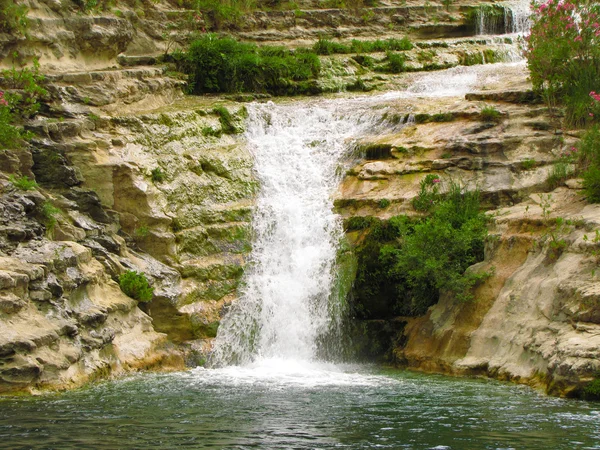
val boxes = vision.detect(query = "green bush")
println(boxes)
[525,0,600,126]
[119,270,154,302]
[583,377,600,400]
[312,37,413,55]
[380,52,406,73]
[180,34,321,95]
[412,174,441,212]
[0,0,28,35]
[352,181,488,318]
[0,104,24,149]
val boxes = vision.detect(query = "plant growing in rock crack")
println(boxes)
[151,167,165,183]
[134,225,149,238]
[9,175,37,190]
[412,174,441,212]
[119,270,154,302]
[41,202,61,235]
[480,105,502,123]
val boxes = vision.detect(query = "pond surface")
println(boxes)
[1,361,599,449]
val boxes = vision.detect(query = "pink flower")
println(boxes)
[432,178,440,184]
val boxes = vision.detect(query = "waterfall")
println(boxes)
[476,1,531,35]
[209,100,377,367]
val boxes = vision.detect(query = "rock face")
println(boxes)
[334,66,598,396]
[0,234,178,393]
[396,190,600,397]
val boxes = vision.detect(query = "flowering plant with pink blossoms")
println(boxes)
[525,0,600,125]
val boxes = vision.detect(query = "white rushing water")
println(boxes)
[209,99,380,368]
[477,0,531,35]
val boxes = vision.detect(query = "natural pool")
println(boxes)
[1,361,599,449]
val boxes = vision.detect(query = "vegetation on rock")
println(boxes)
[119,270,154,302]
[0,59,47,149]
[525,0,600,126]
[0,0,28,35]
[178,34,321,95]
[350,180,488,318]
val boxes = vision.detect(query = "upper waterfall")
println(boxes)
[209,100,378,367]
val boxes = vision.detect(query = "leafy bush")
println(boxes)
[179,34,321,95]
[525,0,600,126]
[583,377,600,400]
[1,59,47,118]
[412,174,441,212]
[0,0,28,35]
[352,181,489,318]
[119,270,154,302]
[312,37,413,55]
[0,102,23,149]
[378,52,406,73]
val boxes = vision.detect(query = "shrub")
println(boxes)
[412,174,441,212]
[312,37,413,55]
[525,0,600,126]
[1,58,47,118]
[119,270,154,302]
[378,198,390,209]
[180,34,321,95]
[381,52,406,73]
[352,181,488,317]
[547,161,573,189]
[0,102,24,149]
[187,0,255,30]
[9,175,37,190]
[0,0,28,35]
[583,377,600,400]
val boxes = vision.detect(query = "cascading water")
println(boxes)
[209,100,378,368]
[210,63,521,372]
[476,0,531,35]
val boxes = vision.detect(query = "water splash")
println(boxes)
[209,100,379,367]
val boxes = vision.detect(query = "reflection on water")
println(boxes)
[1,365,599,449]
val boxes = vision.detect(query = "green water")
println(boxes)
[1,365,599,450]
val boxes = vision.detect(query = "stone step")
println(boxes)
[46,66,166,85]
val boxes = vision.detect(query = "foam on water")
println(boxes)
[191,358,393,388]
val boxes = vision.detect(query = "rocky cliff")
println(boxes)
[1,0,597,397]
